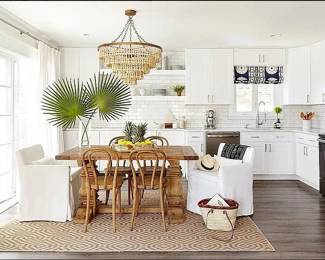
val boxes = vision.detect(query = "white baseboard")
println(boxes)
[254,174,299,180]
[297,176,319,191]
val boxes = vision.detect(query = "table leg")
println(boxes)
[166,160,185,224]
[73,160,97,224]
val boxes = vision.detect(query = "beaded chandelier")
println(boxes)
[98,9,162,85]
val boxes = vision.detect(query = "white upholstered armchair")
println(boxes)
[187,143,255,216]
[15,144,81,222]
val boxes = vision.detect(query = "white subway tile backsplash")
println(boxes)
[90,101,315,129]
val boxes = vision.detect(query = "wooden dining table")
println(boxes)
[55,145,199,224]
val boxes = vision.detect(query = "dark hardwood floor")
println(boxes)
[0,180,324,259]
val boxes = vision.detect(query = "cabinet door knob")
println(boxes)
[322,93,325,103]
[269,144,272,152]
[265,143,267,152]
[307,94,310,103]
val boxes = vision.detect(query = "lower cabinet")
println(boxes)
[265,142,294,174]
[185,131,206,178]
[241,132,294,175]
[63,129,99,150]
[296,138,319,190]
[157,130,187,176]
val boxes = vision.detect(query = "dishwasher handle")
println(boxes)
[207,134,240,138]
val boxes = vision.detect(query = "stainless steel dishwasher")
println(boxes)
[206,131,240,156]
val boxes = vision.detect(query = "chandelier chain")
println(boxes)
[112,18,131,43]
[130,20,146,43]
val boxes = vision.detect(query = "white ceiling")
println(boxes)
[1,1,325,50]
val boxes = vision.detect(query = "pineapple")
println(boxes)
[133,123,147,143]
[123,121,135,142]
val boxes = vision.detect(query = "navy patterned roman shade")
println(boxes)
[234,66,284,84]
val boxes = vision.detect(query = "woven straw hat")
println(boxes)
[197,154,220,171]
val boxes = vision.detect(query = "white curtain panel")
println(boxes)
[37,42,63,156]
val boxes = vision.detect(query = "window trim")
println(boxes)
[0,50,17,205]
[228,83,276,119]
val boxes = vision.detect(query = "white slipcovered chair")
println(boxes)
[16,144,81,222]
[187,143,255,216]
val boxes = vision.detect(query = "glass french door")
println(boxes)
[0,52,15,205]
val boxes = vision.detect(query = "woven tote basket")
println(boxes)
[198,197,239,232]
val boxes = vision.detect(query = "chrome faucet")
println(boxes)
[256,101,266,128]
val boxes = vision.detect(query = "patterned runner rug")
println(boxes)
[0,190,274,252]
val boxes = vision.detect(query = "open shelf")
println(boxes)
[148,69,185,76]
[131,96,186,101]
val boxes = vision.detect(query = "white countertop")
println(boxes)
[66,126,325,136]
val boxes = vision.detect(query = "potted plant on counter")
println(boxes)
[300,112,315,131]
[273,106,282,129]
[173,84,185,96]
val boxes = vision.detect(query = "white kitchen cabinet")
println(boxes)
[242,142,265,174]
[234,49,286,66]
[157,130,187,176]
[63,130,78,151]
[185,49,234,105]
[157,130,185,146]
[265,142,293,174]
[241,132,294,175]
[285,47,311,105]
[311,40,325,104]
[185,131,205,178]
[295,133,319,190]
[185,131,205,156]
[60,48,99,82]
[99,130,124,145]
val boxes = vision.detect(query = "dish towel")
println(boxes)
[221,144,248,160]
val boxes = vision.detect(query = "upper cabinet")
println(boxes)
[311,40,325,104]
[185,49,234,105]
[234,48,286,66]
[284,47,311,105]
[60,48,99,82]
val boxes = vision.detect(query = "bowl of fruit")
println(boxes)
[112,139,153,152]
[112,121,156,152]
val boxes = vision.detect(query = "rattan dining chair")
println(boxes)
[129,149,168,232]
[142,136,169,174]
[145,136,169,146]
[109,136,133,205]
[82,148,124,232]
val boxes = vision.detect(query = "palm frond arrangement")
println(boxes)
[86,73,131,121]
[41,72,132,130]
[41,78,93,129]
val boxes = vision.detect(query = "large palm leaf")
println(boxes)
[86,72,131,121]
[41,78,93,129]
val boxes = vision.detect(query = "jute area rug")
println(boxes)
[0,191,274,252]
